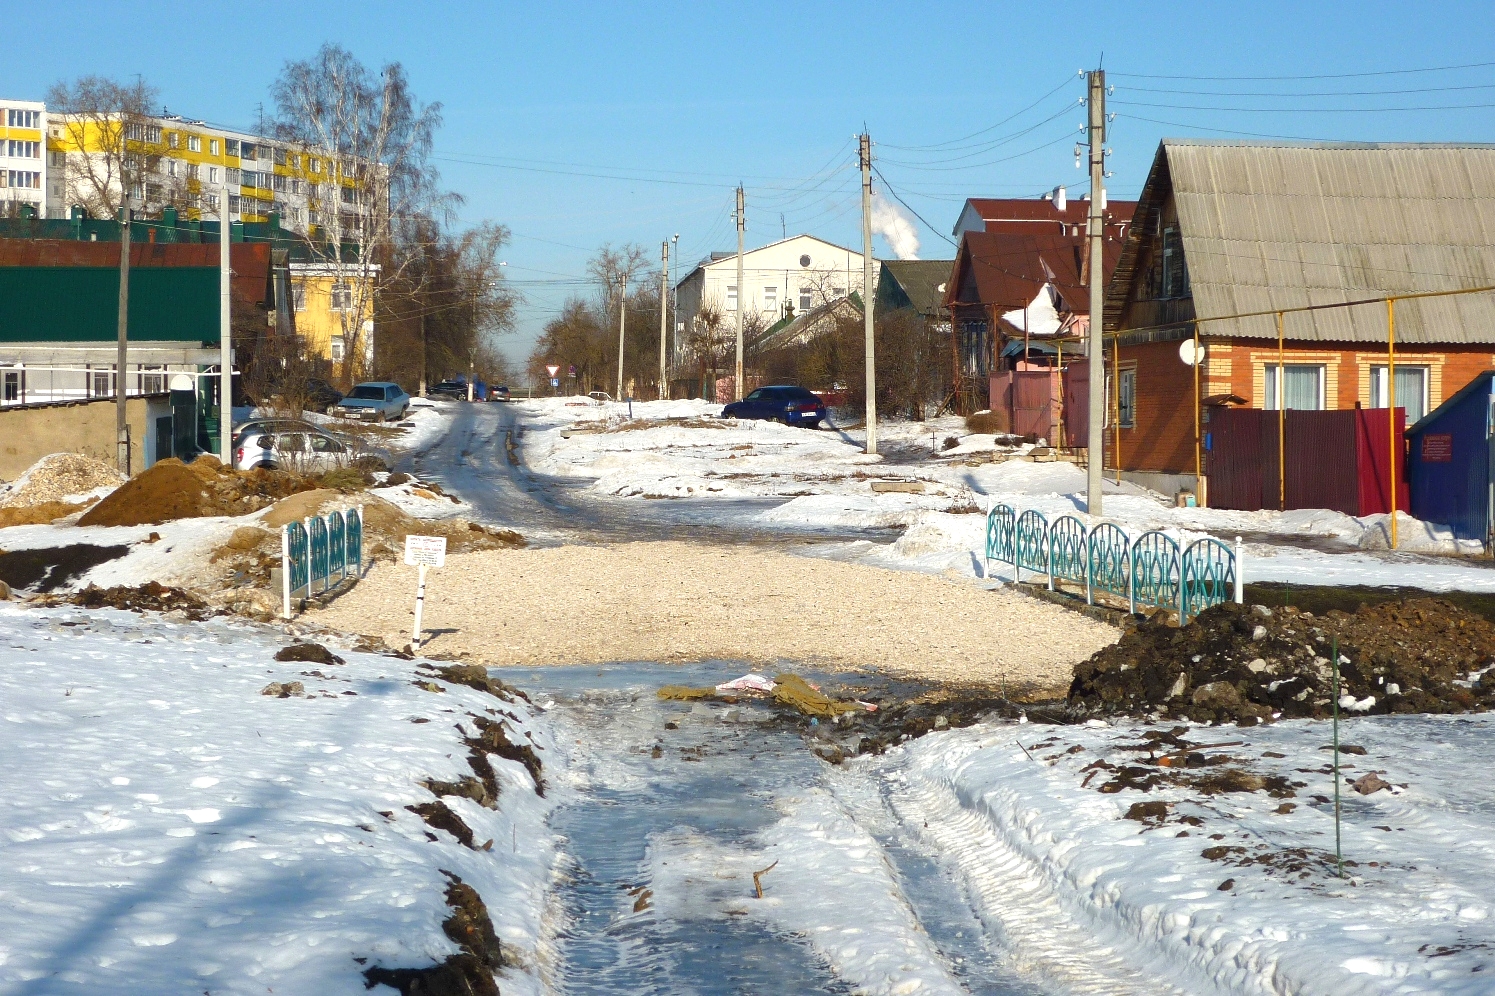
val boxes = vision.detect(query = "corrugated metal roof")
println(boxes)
[877,259,953,317]
[1161,141,1495,343]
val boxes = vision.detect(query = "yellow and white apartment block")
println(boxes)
[0,99,47,216]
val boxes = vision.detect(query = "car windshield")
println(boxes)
[349,386,385,400]
[744,389,767,401]
[782,388,814,401]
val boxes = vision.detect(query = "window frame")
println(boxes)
[1264,363,1326,411]
[1117,367,1137,428]
[1369,364,1430,424]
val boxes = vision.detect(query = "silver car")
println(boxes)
[330,382,411,422]
[235,427,352,474]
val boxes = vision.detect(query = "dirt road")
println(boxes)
[311,540,1117,690]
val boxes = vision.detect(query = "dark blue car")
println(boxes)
[721,385,826,427]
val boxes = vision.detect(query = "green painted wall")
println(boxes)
[0,266,219,344]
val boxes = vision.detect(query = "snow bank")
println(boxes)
[0,603,558,993]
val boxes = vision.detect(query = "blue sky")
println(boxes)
[11,1,1495,360]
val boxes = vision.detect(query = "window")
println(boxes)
[228,194,240,214]
[273,173,287,191]
[726,284,738,311]
[205,193,219,212]
[7,109,40,128]
[2,369,23,404]
[209,138,219,156]
[799,286,813,311]
[186,163,200,180]
[1370,365,1429,424]
[187,135,201,152]
[226,139,239,157]
[1118,368,1137,428]
[763,285,777,312]
[208,166,219,184]
[292,282,307,312]
[1264,363,1325,410]
[91,368,114,398]
[225,167,240,185]
[6,140,40,158]
[240,142,256,161]
[330,337,346,362]
[138,366,165,394]
[291,178,303,195]
[1161,227,1190,298]
[166,160,178,178]
[4,171,41,189]
[274,147,287,166]
[310,157,321,174]
[330,281,353,312]
[168,132,179,149]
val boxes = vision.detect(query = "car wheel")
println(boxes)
[376,412,386,424]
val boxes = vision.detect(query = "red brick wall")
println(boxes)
[1104,339,1197,474]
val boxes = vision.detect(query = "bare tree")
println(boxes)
[272,44,453,382]
[45,76,158,219]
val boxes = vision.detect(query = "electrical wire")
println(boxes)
[875,130,1080,173]
[1112,98,1495,113]
[1118,81,1495,98]
[877,104,1080,166]
[881,75,1079,151]
[1109,59,1495,82]
[870,165,958,249]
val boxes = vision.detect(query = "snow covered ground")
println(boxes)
[855,712,1495,995]
[518,398,1495,592]
[0,602,558,994]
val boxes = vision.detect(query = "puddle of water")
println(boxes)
[493,662,1045,996]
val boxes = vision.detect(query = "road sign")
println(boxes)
[546,365,560,377]
[404,534,447,568]
[551,378,560,387]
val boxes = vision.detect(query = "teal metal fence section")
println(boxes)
[283,519,309,618]
[1130,530,1181,617]
[983,503,1242,621]
[281,506,364,617]
[345,506,363,579]
[327,510,346,584]
[308,515,329,593]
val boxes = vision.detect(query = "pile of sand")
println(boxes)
[79,456,318,528]
[0,453,124,508]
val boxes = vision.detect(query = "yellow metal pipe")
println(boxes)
[1193,321,1202,502]
[1277,311,1286,511]
[1388,298,1399,550]
[1112,332,1121,485]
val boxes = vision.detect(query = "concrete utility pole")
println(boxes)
[734,185,745,401]
[860,132,877,455]
[659,239,669,400]
[1085,69,1106,516]
[116,196,132,474]
[219,172,233,463]
[615,272,628,401]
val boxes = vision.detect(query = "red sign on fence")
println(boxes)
[1421,433,1454,463]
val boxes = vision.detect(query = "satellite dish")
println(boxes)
[1178,339,1206,367]
[169,374,195,392]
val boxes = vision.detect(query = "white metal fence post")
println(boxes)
[281,524,292,620]
[1084,524,1094,605]
[1234,535,1245,604]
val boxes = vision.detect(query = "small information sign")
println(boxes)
[404,534,447,567]
[1421,433,1453,463]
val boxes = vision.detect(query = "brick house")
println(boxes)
[1102,139,1495,504]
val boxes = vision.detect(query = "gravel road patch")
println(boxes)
[310,541,1118,690]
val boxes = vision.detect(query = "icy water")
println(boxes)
[491,662,1044,996]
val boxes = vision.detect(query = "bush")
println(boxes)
[965,410,1006,434]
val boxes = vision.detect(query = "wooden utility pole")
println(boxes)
[659,239,669,400]
[616,272,628,401]
[219,171,233,463]
[116,196,132,474]
[860,132,877,454]
[1085,69,1106,515]
[734,185,745,400]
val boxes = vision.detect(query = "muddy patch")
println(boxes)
[362,872,504,996]
[0,544,129,593]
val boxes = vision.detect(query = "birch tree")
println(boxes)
[44,76,157,219]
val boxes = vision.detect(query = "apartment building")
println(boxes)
[0,99,47,217]
[32,103,370,238]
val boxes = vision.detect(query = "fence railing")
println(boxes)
[984,502,1242,621]
[282,505,364,618]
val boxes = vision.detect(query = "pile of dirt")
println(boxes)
[358,500,524,559]
[361,872,503,996]
[1069,598,1495,724]
[0,500,95,528]
[79,456,320,527]
[0,453,124,507]
[67,581,216,620]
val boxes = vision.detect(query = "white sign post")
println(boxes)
[404,535,447,651]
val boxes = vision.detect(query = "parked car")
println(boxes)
[721,385,826,427]
[234,426,351,473]
[430,377,469,400]
[303,378,345,413]
[587,391,612,404]
[489,385,512,402]
[330,382,411,422]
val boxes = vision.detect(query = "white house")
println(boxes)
[1,98,47,217]
[673,234,866,353]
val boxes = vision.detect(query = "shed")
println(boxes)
[1407,370,1494,545]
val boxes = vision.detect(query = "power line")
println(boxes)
[1110,59,1495,82]
[870,165,958,249]
[1113,98,1495,113]
[1118,81,1495,98]
[881,74,1078,151]
[877,105,1080,166]
[876,130,1080,173]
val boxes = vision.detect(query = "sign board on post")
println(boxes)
[404,535,447,651]
[546,365,560,377]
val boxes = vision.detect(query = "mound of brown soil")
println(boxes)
[1069,598,1495,724]
[0,499,94,528]
[0,453,124,507]
[69,581,215,619]
[78,457,319,527]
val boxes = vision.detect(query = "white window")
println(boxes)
[726,285,738,311]
[187,135,201,153]
[7,109,40,128]
[330,337,346,362]
[91,368,114,398]
[292,282,307,312]
[763,285,777,312]
[168,132,179,149]
[2,368,24,404]
[1370,365,1429,424]
[166,160,177,177]
[208,166,219,184]
[1264,363,1325,411]
[6,140,40,158]
[225,167,240,185]
[310,157,321,174]
[225,139,239,157]
[1118,368,1137,428]
[799,286,813,311]
[209,138,219,156]
[205,193,219,212]
[228,194,240,213]
[138,366,165,394]
[186,163,200,180]
[330,282,353,312]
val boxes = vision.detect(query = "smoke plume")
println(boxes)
[871,191,920,260]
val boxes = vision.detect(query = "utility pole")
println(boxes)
[1085,69,1106,516]
[615,272,628,401]
[219,171,232,463]
[860,132,877,455]
[659,240,670,400]
[115,188,132,474]
[419,309,428,397]
[734,185,745,401]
